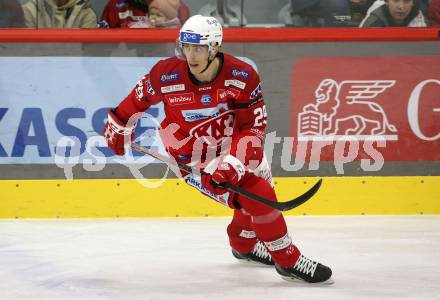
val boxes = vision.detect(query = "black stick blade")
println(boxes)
[274,179,323,211]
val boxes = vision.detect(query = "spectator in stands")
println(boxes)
[284,0,354,27]
[320,0,351,26]
[148,0,181,27]
[349,0,376,25]
[360,0,427,27]
[22,0,97,28]
[118,0,180,28]
[0,0,25,28]
[429,0,440,26]
[99,0,189,28]
[418,0,430,17]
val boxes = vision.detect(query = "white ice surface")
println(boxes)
[0,216,439,300]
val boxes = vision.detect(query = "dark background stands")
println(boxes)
[0,0,25,28]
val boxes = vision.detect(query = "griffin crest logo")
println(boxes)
[298,79,398,140]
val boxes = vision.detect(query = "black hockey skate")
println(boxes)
[232,241,274,266]
[275,254,333,284]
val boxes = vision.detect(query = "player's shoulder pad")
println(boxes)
[154,56,182,70]
[222,54,263,109]
[148,56,185,93]
[150,56,186,86]
[222,53,259,83]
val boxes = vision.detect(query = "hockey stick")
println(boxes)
[131,143,322,212]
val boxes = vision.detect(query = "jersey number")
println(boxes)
[254,105,267,127]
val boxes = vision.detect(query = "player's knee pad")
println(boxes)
[236,174,278,216]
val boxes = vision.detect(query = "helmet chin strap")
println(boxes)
[198,53,215,74]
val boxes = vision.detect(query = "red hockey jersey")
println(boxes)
[115,53,266,161]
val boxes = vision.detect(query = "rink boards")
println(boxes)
[1,176,439,218]
[0,32,439,218]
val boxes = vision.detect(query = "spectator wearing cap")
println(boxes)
[22,0,97,28]
[99,0,189,28]
[360,0,427,27]
[429,0,440,26]
[0,0,24,28]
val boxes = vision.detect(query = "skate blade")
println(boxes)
[235,258,274,267]
[280,275,335,285]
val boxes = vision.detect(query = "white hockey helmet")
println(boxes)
[178,15,223,54]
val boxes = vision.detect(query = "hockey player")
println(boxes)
[103,14,332,284]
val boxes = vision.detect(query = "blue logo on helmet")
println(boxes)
[201,94,212,105]
[180,32,201,44]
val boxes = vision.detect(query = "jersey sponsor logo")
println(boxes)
[165,92,194,106]
[180,32,201,43]
[198,86,212,91]
[225,79,246,90]
[184,173,230,206]
[228,88,241,99]
[182,110,218,122]
[145,79,155,95]
[182,103,228,122]
[161,84,185,94]
[218,90,226,101]
[201,94,212,105]
[189,110,235,145]
[217,88,241,102]
[160,72,179,82]
[250,83,262,100]
[231,68,249,79]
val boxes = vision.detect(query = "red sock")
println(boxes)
[237,174,301,267]
[227,209,257,253]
